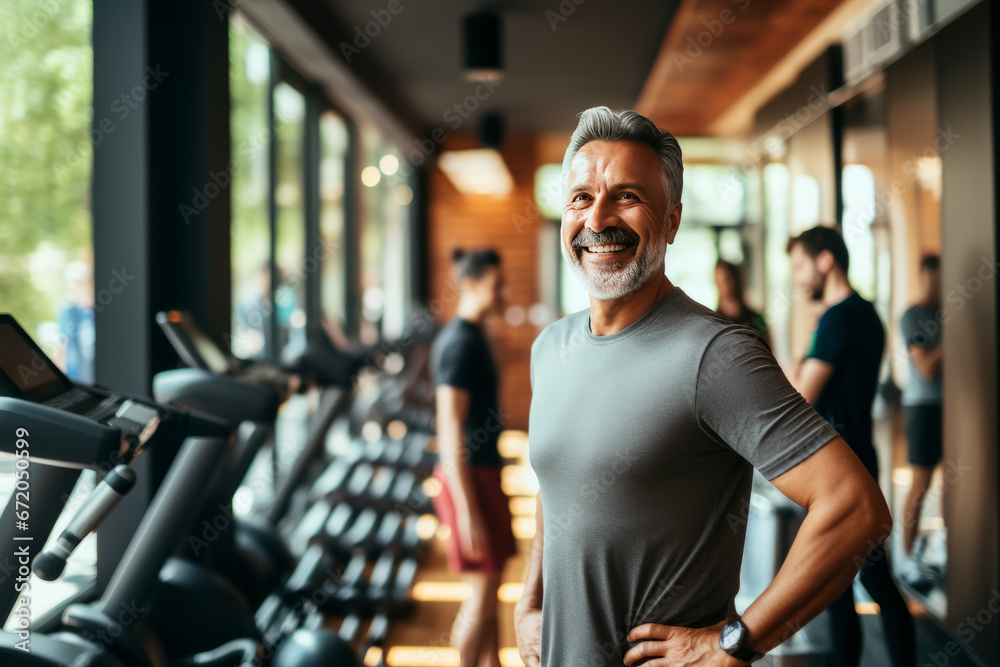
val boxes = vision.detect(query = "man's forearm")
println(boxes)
[740,494,889,652]
[438,426,480,522]
[518,492,544,611]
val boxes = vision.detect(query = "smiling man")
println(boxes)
[514,107,892,666]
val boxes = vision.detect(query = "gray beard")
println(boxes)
[563,233,667,300]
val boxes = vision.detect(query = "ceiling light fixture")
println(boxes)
[463,11,503,82]
[438,148,514,197]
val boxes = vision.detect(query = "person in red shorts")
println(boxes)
[430,247,516,667]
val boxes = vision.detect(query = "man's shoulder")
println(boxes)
[901,304,933,324]
[662,288,734,328]
[532,308,589,353]
[431,318,479,359]
[820,293,877,324]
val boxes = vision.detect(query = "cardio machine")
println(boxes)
[0,313,356,666]
[153,312,432,661]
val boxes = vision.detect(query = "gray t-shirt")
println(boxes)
[528,287,839,667]
[899,305,943,406]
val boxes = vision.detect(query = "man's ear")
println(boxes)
[816,249,835,273]
[664,202,683,245]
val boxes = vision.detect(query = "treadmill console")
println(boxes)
[0,314,163,463]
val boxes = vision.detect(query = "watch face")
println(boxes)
[720,620,742,650]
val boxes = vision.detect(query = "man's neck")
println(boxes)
[456,298,486,325]
[822,270,855,308]
[920,292,941,312]
[589,274,675,336]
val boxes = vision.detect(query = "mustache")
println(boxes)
[571,226,640,248]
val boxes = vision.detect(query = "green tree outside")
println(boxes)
[0,0,93,347]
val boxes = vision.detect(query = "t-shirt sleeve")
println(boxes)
[529,341,535,393]
[806,308,846,366]
[696,327,841,480]
[529,330,545,393]
[432,333,477,391]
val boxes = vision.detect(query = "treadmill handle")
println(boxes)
[33,465,136,581]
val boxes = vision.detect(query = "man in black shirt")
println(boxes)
[786,226,915,666]
[432,314,504,467]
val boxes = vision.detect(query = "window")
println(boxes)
[320,110,348,327]
[680,165,745,226]
[0,0,96,626]
[273,81,307,361]
[0,0,95,380]
[842,164,877,301]
[229,15,271,359]
[358,125,409,342]
[763,162,792,363]
[229,16,412,352]
[793,174,820,229]
[668,228,719,308]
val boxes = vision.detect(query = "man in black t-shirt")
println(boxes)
[805,291,884,476]
[786,226,915,667]
[431,317,503,467]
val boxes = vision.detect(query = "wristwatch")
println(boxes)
[719,617,764,664]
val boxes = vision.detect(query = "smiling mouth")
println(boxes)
[582,243,633,254]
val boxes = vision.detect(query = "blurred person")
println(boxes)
[430,248,516,667]
[233,265,270,358]
[516,107,892,667]
[899,255,943,587]
[56,261,95,383]
[786,226,916,666]
[715,259,769,340]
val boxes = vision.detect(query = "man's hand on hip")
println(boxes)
[624,621,746,667]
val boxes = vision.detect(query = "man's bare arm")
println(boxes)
[739,435,891,652]
[435,385,484,558]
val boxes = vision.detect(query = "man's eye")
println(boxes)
[619,193,637,200]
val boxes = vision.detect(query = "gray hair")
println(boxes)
[562,106,684,206]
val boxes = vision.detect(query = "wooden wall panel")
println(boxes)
[427,133,543,431]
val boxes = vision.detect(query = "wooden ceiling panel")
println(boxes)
[635,0,850,134]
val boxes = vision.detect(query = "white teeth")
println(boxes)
[587,244,626,253]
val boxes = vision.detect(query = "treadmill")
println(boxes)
[155,311,349,524]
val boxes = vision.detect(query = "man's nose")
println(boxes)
[585,194,620,235]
